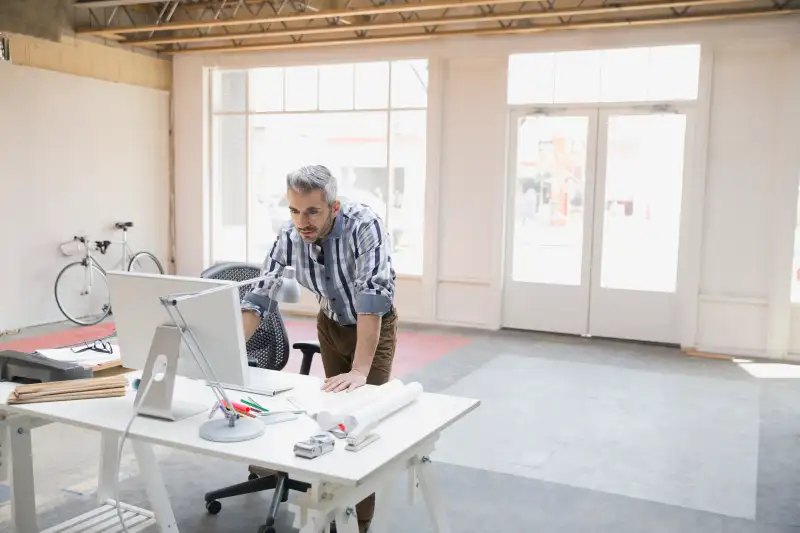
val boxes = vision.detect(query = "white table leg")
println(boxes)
[298,513,328,533]
[369,479,396,533]
[97,430,120,504]
[9,422,37,533]
[131,439,178,533]
[0,419,9,482]
[333,507,359,533]
[416,457,451,533]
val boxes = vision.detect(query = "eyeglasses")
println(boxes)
[71,340,114,355]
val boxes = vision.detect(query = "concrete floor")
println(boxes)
[2,320,800,532]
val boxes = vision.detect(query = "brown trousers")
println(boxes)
[317,308,398,526]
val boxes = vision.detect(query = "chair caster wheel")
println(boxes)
[257,526,275,533]
[248,472,259,481]
[206,500,222,515]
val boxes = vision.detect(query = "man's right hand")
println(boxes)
[242,310,261,342]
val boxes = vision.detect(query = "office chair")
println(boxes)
[200,262,321,533]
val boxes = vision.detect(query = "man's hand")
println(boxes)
[322,369,367,393]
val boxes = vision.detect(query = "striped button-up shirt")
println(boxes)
[242,202,396,326]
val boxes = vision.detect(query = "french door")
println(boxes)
[502,106,691,344]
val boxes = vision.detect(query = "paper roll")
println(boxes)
[346,382,423,441]
[316,379,405,430]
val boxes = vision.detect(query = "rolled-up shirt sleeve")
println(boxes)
[353,218,394,316]
[241,231,288,318]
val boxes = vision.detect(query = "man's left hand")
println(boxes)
[322,369,367,392]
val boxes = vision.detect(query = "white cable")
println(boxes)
[114,361,165,533]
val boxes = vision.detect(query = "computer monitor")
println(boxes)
[106,271,249,388]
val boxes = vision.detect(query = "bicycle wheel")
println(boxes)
[128,251,165,275]
[54,261,111,326]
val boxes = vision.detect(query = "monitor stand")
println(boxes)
[135,325,206,421]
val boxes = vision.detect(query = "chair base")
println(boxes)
[204,467,312,531]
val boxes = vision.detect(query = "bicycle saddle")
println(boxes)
[115,221,134,229]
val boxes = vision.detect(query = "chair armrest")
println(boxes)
[247,356,258,368]
[292,340,320,376]
[292,341,320,353]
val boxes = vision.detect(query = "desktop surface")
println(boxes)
[0,368,479,486]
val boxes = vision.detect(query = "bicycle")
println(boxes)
[54,221,165,326]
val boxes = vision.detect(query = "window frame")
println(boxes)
[207,59,429,278]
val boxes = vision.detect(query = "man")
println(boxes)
[240,164,397,533]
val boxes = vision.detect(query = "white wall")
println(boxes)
[0,62,171,331]
[173,17,800,357]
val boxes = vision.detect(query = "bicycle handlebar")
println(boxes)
[71,236,110,254]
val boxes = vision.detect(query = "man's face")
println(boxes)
[287,188,340,243]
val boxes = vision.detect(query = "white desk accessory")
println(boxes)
[343,381,424,451]
[316,379,404,432]
[294,431,336,459]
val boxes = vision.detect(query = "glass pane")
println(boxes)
[512,115,590,285]
[321,113,389,220]
[553,50,601,103]
[600,47,649,103]
[646,44,701,101]
[600,114,686,292]
[284,66,318,111]
[507,53,555,105]
[319,64,354,111]
[211,70,246,112]
[390,60,428,109]
[389,110,427,275]
[249,67,284,112]
[355,62,390,109]
[248,113,319,262]
[248,112,389,261]
[212,115,246,262]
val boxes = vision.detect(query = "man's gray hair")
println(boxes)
[286,165,338,205]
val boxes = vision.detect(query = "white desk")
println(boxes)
[0,368,479,533]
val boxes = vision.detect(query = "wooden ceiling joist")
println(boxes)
[160,7,798,54]
[121,0,767,46]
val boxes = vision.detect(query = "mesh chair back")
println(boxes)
[200,262,291,371]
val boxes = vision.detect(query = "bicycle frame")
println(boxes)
[79,247,107,297]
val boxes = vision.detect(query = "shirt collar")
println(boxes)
[327,214,345,240]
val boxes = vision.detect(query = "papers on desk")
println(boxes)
[36,344,121,368]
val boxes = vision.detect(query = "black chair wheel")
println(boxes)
[258,526,275,533]
[248,472,259,481]
[206,500,222,515]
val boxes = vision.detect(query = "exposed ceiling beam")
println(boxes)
[76,0,545,35]
[73,0,173,7]
[164,7,798,54]
[121,0,764,46]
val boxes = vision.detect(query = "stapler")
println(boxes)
[0,351,92,383]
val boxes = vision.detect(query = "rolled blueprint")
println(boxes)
[346,381,424,442]
[316,379,405,431]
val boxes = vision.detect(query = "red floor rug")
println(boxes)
[0,322,117,353]
[0,320,472,380]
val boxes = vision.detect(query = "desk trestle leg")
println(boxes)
[9,423,37,533]
[416,456,452,533]
[97,431,120,505]
[131,440,178,533]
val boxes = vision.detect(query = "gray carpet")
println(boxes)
[3,325,800,532]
